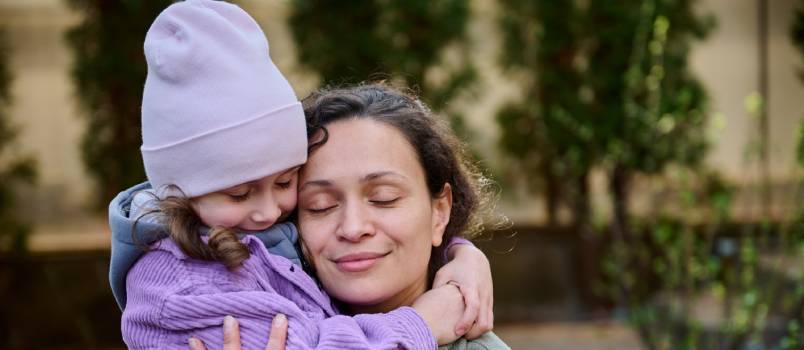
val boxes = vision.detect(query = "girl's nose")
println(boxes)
[250,194,281,227]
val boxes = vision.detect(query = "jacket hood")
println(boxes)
[108,182,301,310]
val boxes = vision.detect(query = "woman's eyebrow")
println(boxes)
[299,179,332,192]
[361,171,407,183]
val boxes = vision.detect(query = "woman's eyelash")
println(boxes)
[277,181,292,189]
[371,198,400,205]
[307,205,336,214]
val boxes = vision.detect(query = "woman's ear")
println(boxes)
[431,183,452,247]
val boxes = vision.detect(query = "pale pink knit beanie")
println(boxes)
[140,0,306,198]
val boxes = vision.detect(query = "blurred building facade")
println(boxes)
[0,0,801,236]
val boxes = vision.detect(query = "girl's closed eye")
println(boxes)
[223,186,252,202]
[276,168,299,189]
[276,180,293,189]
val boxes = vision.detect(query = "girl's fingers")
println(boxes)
[431,270,450,289]
[465,291,494,339]
[454,284,479,336]
[465,308,489,339]
[265,314,288,350]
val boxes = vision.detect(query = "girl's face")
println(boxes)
[192,167,300,232]
[298,118,452,314]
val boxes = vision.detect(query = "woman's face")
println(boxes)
[298,118,452,313]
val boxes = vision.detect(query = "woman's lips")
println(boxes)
[333,252,389,273]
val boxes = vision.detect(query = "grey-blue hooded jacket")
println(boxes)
[108,182,302,310]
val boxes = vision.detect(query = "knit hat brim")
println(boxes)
[141,102,307,198]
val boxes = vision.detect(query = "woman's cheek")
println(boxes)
[375,206,424,236]
[299,217,332,252]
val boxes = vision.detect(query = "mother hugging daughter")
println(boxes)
[108,1,509,349]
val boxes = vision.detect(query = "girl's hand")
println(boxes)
[411,283,466,345]
[188,314,288,350]
[433,243,494,339]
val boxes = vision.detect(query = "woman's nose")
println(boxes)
[336,202,375,242]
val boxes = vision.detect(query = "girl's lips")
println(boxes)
[333,252,389,273]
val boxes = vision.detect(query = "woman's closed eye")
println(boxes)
[306,204,337,214]
[370,197,400,206]
[303,195,338,214]
[368,186,403,206]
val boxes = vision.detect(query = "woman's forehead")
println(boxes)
[300,119,425,185]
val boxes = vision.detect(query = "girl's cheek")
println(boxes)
[278,188,299,213]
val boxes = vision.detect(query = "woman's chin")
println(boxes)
[333,287,389,307]
[324,282,395,310]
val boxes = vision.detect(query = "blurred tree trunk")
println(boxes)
[610,164,631,243]
[65,0,171,208]
[0,29,37,252]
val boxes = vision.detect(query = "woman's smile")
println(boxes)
[332,251,391,273]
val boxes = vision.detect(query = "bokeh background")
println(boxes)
[1,0,803,349]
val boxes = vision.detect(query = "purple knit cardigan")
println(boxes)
[122,235,436,349]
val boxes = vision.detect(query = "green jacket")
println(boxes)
[439,332,510,350]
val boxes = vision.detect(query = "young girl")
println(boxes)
[109,1,492,349]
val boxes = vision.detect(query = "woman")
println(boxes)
[197,83,510,349]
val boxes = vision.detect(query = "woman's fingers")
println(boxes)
[187,315,242,350]
[265,314,288,350]
[223,315,242,350]
[188,315,286,350]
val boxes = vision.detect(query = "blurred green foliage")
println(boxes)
[496,0,712,230]
[495,0,804,348]
[592,2,804,347]
[288,0,476,129]
[65,0,171,208]
[0,29,36,253]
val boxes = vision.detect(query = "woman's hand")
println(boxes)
[412,282,466,345]
[433,243,494,339]
[188,314,288,350]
